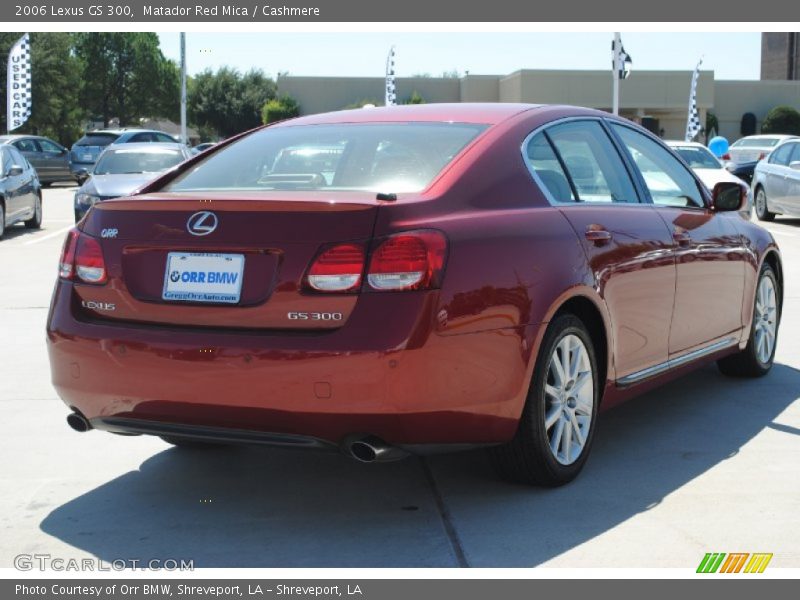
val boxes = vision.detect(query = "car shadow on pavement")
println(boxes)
[40,363,800,567]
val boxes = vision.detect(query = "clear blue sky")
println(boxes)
[157,32,762,80]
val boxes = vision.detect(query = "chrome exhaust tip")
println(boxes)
[66,412,91,433]
[343,435,409,463]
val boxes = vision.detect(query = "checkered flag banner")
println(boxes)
[685,58,703,142]
[385,46,396,107]
[612,38,632,80]
[7,33,31,132]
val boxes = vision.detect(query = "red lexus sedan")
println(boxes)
[47,104,782,486]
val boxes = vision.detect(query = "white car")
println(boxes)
[665,140,753,214]
[724,134,799,164]
[751,138,800,221]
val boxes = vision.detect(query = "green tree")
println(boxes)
[73,33,179,127]
[0,33,84,144]
[403,90,425,104]
[761,105,800,136]
[188,67,277,138]
[261,95,300,124]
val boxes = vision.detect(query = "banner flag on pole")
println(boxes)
[612,37,632,80]
[7,33,32,132]
[385,46,396,106]
[685,58,703,142]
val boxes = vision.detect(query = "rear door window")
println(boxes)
[526,120,639,204]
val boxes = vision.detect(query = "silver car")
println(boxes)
[752,138,800,221]
[726,134,798,163]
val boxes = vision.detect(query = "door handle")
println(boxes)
[673,230,692,245]
[585,226,612,244]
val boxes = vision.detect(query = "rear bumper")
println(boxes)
[47,282,539,446]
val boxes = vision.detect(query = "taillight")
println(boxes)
[758,152,766,160]
[722,152,731,160]
[58,229,79,279]
[58,228,107,284]
[306,243,365,292]
[366,230,447,291]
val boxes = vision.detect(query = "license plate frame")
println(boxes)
[162,252,245,304]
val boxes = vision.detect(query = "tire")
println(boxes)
[0,202,5,239]
[754,186,775,222]
[718,263,780,378]
[24,193,42,229]
[160,435,223,449]
[489,314,600,486]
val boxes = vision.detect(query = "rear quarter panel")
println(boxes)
[372,107,613,421]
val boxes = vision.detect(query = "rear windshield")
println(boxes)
[94,148,185,175]
[732,138,781,148]
[672,146,721,169]
[164,122,487,194]
[75,133,119,147]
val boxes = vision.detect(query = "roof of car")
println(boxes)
[85,128,169,135]
[99,142,187,152]
[664,140,708,148]
[274,103,545,127]
[737,134,798,141]
[0,134,52,142]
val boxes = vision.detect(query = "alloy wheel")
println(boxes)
[756,189,767,217]
[544,334,594,466]
[754,275,778,365]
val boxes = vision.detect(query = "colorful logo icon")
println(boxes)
[697,552,773,573]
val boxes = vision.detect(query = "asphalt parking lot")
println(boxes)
[1,185,798,569]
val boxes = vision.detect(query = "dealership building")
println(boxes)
[277,68,800,142]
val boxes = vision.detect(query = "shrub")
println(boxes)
[761,105,800,136]
[403,91,425,105]
[261,95,300,124]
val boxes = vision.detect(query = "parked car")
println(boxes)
[724,134,799,164]
[70,129,181,183]
[0,144,42,238]
[191,142,216,155]
[751,137,800,221]
[665,140,752,214]
[48,104,781,486]
[0,135,75,185]
[74,143,191,222]
[724,159,759,185]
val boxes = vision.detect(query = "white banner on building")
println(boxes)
[7,33,32,132]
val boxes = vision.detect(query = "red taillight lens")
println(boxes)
[74,234,107,284]
[306,243,365,292]
[58,229,79,279]
[722,153,731,160]
[367,230,447,291]
[59,229,107,284]
[758,152,766,160]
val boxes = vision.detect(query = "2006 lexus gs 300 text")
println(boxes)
[47,104,782,486]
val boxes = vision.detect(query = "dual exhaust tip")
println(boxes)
[66,413,405,463]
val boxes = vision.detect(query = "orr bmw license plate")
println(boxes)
[162,252,245,304]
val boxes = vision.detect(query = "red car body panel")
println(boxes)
[46,104,782,450]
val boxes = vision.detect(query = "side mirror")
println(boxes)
[789,161,800,171]
[711,181,747,212]
[7,165,23,177]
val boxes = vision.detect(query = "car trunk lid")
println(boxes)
[75,191,381,330]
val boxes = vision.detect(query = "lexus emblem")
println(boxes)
[187,211,218,236]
